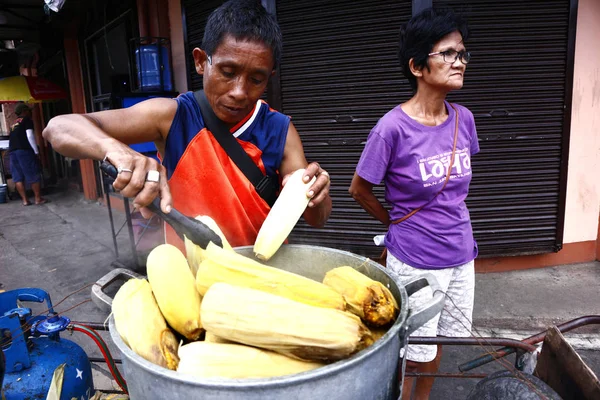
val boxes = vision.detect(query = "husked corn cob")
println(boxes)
[201,282,373,362]
[147,244,203,340]
[178,342,324,379]
[254,169,316,261]
[323,266,399,327]
[371,328,389,343]
[184,215,232,277]
[204,331,233,344]
[112,278,179,370]
[196,243,345,310]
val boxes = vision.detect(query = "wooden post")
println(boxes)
[64,22,98,201]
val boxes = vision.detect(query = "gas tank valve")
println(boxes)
[33,313,71,337]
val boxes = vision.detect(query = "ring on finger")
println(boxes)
[117,166,133,174]
[320,171,329,179]
[146,170,160,183]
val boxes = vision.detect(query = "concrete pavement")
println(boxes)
[1,186,598,398]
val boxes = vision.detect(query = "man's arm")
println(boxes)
[42,97,178,213]
[348,173,390,226]
[279,122,332,228]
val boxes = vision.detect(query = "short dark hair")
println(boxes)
[202,0,282,69]
[15,102,32,116]
[399,8,469,91]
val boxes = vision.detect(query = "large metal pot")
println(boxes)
[97,245,444,400]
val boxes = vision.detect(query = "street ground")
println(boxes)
[1,186,598,399]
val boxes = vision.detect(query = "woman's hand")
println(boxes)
[104,148,172,218]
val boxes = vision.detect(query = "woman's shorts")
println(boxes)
[387,252,475,363]
[9,150,40,184]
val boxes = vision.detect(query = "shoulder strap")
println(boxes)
[193,90,278,207]
[391,103,460,225]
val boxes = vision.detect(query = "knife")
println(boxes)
[99,161,223,249]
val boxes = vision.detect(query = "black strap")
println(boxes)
[194,90,278,207]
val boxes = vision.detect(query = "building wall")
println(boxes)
[563,0,600,244]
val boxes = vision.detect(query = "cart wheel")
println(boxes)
[466,370,561,400]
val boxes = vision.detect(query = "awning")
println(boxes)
[0,76,68,103]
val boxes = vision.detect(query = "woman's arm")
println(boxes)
[349,173,390,227]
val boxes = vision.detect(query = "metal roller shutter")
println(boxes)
[276,0,413,257]
[433,0,574,256]
[279,0,574,258]
[182,0,225,91]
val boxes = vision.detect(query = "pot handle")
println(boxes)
[402,273,445,336]
[91,268,144,312]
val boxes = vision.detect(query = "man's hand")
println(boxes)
[281,162,330,208]
[302,162,330,208]
[104,148,172,218]
[281,162,332,228]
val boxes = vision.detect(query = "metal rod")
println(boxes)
[405,372,488,379]
[104,180,120,258]
[409,336,536,352]
[459,315,600,372]
[123,197,139,268]
[89,357,122,364]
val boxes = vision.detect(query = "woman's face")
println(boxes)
[418,30,467,92]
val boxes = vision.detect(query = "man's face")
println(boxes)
[195,35,275,126]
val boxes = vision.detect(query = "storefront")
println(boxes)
[5,0,597,271]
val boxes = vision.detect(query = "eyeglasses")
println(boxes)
[428,50,471,65]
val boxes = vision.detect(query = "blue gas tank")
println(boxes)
[0,288,94,400]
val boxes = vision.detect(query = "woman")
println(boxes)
[349,8,478,400]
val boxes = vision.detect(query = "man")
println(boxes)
[43,0,331,250]
[9,103,47,206]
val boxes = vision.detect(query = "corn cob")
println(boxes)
[204,331,233,344]
[371,328,389,343]
[184,215,232,277]
[178,342,324,379]
[254,169,316,261]
[323,266,399,327]
[112,278,179,370]
[201,282,373,362]
[196,242,345,310]
[147,244,203,340]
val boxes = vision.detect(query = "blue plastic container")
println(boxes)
[0,184,7,204]
[135,44,172,92]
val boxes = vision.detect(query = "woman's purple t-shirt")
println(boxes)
[356,101,479,269]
